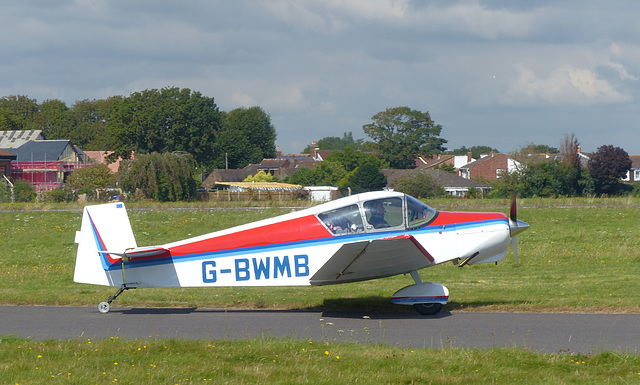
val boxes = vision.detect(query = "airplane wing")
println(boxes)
[310,234,435,285]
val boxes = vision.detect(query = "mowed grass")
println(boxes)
[3,336,640,384]
[1,198,640,313]
[2,198,640,384]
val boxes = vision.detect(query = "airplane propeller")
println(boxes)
[508,195,529,266]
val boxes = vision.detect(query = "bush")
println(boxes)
[118,152,197,201]
[0,181,12,202]
[13,179,36,203]
[390,171,442,199]
[47,186,75,203]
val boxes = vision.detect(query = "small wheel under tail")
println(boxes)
[98,301,111,314]
[413,303,443,316]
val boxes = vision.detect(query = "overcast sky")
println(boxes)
[2,1,640,154]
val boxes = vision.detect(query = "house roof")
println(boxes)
[629,155,640,169]
[0,148,17,160]
[3,140,76,162]
[0,130,45,148]
[459,153,508,170]
[383,168,490,189]
[83,151,125,173]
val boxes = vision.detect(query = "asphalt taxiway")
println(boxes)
[1,305,638,353]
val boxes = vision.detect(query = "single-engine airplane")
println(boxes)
[74,191,529,315]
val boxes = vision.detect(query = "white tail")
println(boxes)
[73,202,137,286]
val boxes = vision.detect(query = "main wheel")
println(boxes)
[98,301,111,314]
[413,303,443,316]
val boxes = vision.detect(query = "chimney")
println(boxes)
[310,141,319,159]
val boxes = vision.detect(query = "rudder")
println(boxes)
[74,202,137,286]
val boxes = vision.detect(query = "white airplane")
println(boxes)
[74,191,529,315]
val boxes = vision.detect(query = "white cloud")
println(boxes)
[503,65,631,105]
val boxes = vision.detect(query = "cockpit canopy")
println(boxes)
[316,194,437,235]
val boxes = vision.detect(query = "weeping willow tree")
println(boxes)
[118,152,197,201]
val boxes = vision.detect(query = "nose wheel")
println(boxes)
[413,303,443,315]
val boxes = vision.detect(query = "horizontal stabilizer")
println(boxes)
[310,234,434,285]
[124,246,171,259]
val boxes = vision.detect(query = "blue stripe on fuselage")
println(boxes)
[110,218,506,271]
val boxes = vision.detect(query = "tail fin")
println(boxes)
[74,202,137,286]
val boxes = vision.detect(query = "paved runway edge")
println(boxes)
[1,305,639,353]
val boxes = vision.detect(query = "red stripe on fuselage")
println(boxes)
[169,215,332,257]
[430,211,508,226]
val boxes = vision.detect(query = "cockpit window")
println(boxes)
[406,195,437,229]
[363,197,403,229]
[317,204,364,235]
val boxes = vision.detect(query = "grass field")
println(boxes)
[3,336,640,384]
[2,197,640,384]
[2,197,639,313]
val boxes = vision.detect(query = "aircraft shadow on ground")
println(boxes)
[115,297,524,319]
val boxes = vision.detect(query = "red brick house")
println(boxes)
[458,153,522,181]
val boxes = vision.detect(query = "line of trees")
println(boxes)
[489,135,634,198]
[0,89,277,171]
[2,91,637,201]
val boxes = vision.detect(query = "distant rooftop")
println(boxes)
[0,130,45,148]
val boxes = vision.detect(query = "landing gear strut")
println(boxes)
[98,285,133,314]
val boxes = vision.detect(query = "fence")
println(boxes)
[200,189,304,202]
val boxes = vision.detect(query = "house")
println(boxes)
[201,156,320,190]
[0,149,16,180]
[5,139,85,190]
[458,153,522,181]
[83,151,128,174]
[623,155,640,183]
[383,167,492,197]
[415,153,477,170]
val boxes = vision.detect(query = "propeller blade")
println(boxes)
[508,194,528,266]
[512,235,519,266]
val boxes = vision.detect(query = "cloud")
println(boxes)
[502,65,632,106]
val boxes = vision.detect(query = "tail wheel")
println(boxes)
[98,301,111,314]
[413,303,442,315]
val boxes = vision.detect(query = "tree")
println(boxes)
[363,107,447,169]
[70,97,121,150]
[289,161,347,186]
[391,171,441,198]
[325,147,382,172]
[519,143,559,154]
[448,145,498,160]
[67,164,115,192]
[519,160,581,197]
[588,145,632,195]
[560,133,581,170]
[0,95,39,130]
[243,170,274,183]
[340,162,387,194]
[213,107,276,169]
[108,88,222,169]
[302,132,364,153]
[34,99,74,141]
[118,152,197,201]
